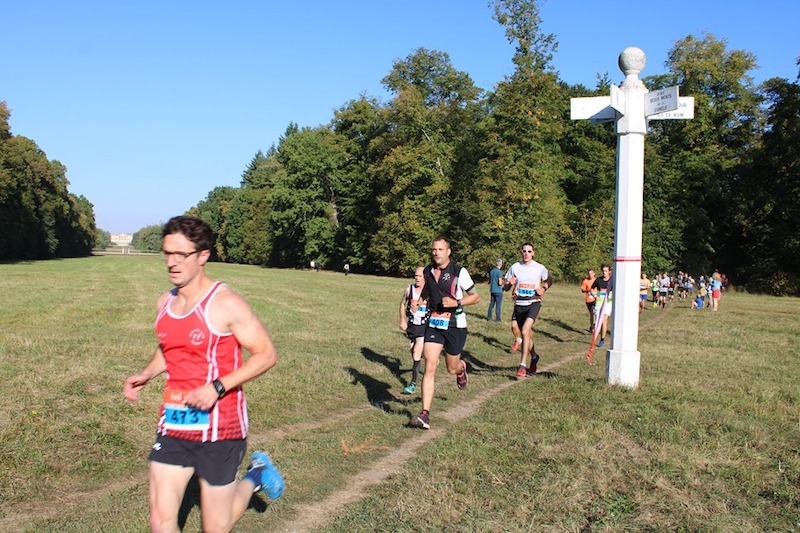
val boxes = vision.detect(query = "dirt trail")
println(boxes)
[276,312,665,533]
[276,351,587,533]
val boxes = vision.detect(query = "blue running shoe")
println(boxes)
[402,382,416,394]
[244,451,285,500]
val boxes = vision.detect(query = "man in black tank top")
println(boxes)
[409,237,480,430]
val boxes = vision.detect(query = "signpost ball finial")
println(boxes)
[619,47,646,77]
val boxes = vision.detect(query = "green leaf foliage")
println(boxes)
[131,224,163,252]
[174,4,796,294]
[0,103,95,260]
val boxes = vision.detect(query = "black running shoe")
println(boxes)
[410,411,430,429]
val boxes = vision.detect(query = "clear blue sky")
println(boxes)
[3,1,797,234]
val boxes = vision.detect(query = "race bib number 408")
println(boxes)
[429,311,451,330]
[163,389,210,431]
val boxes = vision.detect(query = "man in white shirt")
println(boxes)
[501,243,552,379]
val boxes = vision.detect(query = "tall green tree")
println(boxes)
[188,185,239,260]
[269,126,348,267]
[559,83,617,279]
[0,102,95,259]
[241,147,284,190]
[645,33,763,275]
[331,96,389,271]
[457,0,570,277]
[131,224,162,252]
[733,71,800,294]
[370,48,483,274]
[223,186,272,265]
[95,227,111,250]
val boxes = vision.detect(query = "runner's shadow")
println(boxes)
[360,346,404,381]
[178,474,267,528]
[470,330,508,352]
[536,328,567,343]
[461,349,512,374]
[539,317,584,336]
[346,365,410,416]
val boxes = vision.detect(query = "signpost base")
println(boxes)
[606,349,641,388]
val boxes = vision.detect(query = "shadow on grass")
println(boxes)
[177,474,268,529]
[361,345,404,381]
[470,330,511,352]
[539,316,585,336]
[461,348,514,374]
[349,349,418,417]
[355,348,460,416]
[471,316,586,347]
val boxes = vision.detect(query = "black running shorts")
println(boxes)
[423,326,467,356]
[149,434,247,486]
[406,322,427,340]
[514,302,542,329]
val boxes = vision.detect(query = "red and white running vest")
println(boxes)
[155,281,247,442]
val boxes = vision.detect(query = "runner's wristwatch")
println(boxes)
[212,379,226,398]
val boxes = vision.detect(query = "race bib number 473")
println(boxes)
[163,389,210,431]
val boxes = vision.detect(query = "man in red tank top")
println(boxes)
[124,216,282,532]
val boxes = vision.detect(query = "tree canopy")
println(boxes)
[0,101,96,260]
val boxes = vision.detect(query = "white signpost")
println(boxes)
[645,85,679,116]
[648,97,695,120]
[570,47,694,388]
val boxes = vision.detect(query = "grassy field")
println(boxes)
[0,256,798,532]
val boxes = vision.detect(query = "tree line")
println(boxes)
[4,1,798,294]
[0,102,97,260]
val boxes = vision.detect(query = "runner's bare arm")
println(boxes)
[123,291,173,402]
[538,275,553,296]
[460,288,480,306]
[123,347,167,402]
[399,287,409,331]
[216,288,277,389]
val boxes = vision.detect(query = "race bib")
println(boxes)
[163,389,210,431]
[429,311,451,330]
[595,291,611,305]
[517,283,538,299]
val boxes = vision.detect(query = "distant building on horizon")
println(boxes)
[110,233,133,246]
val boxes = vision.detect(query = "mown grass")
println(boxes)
[0,256,798,532]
